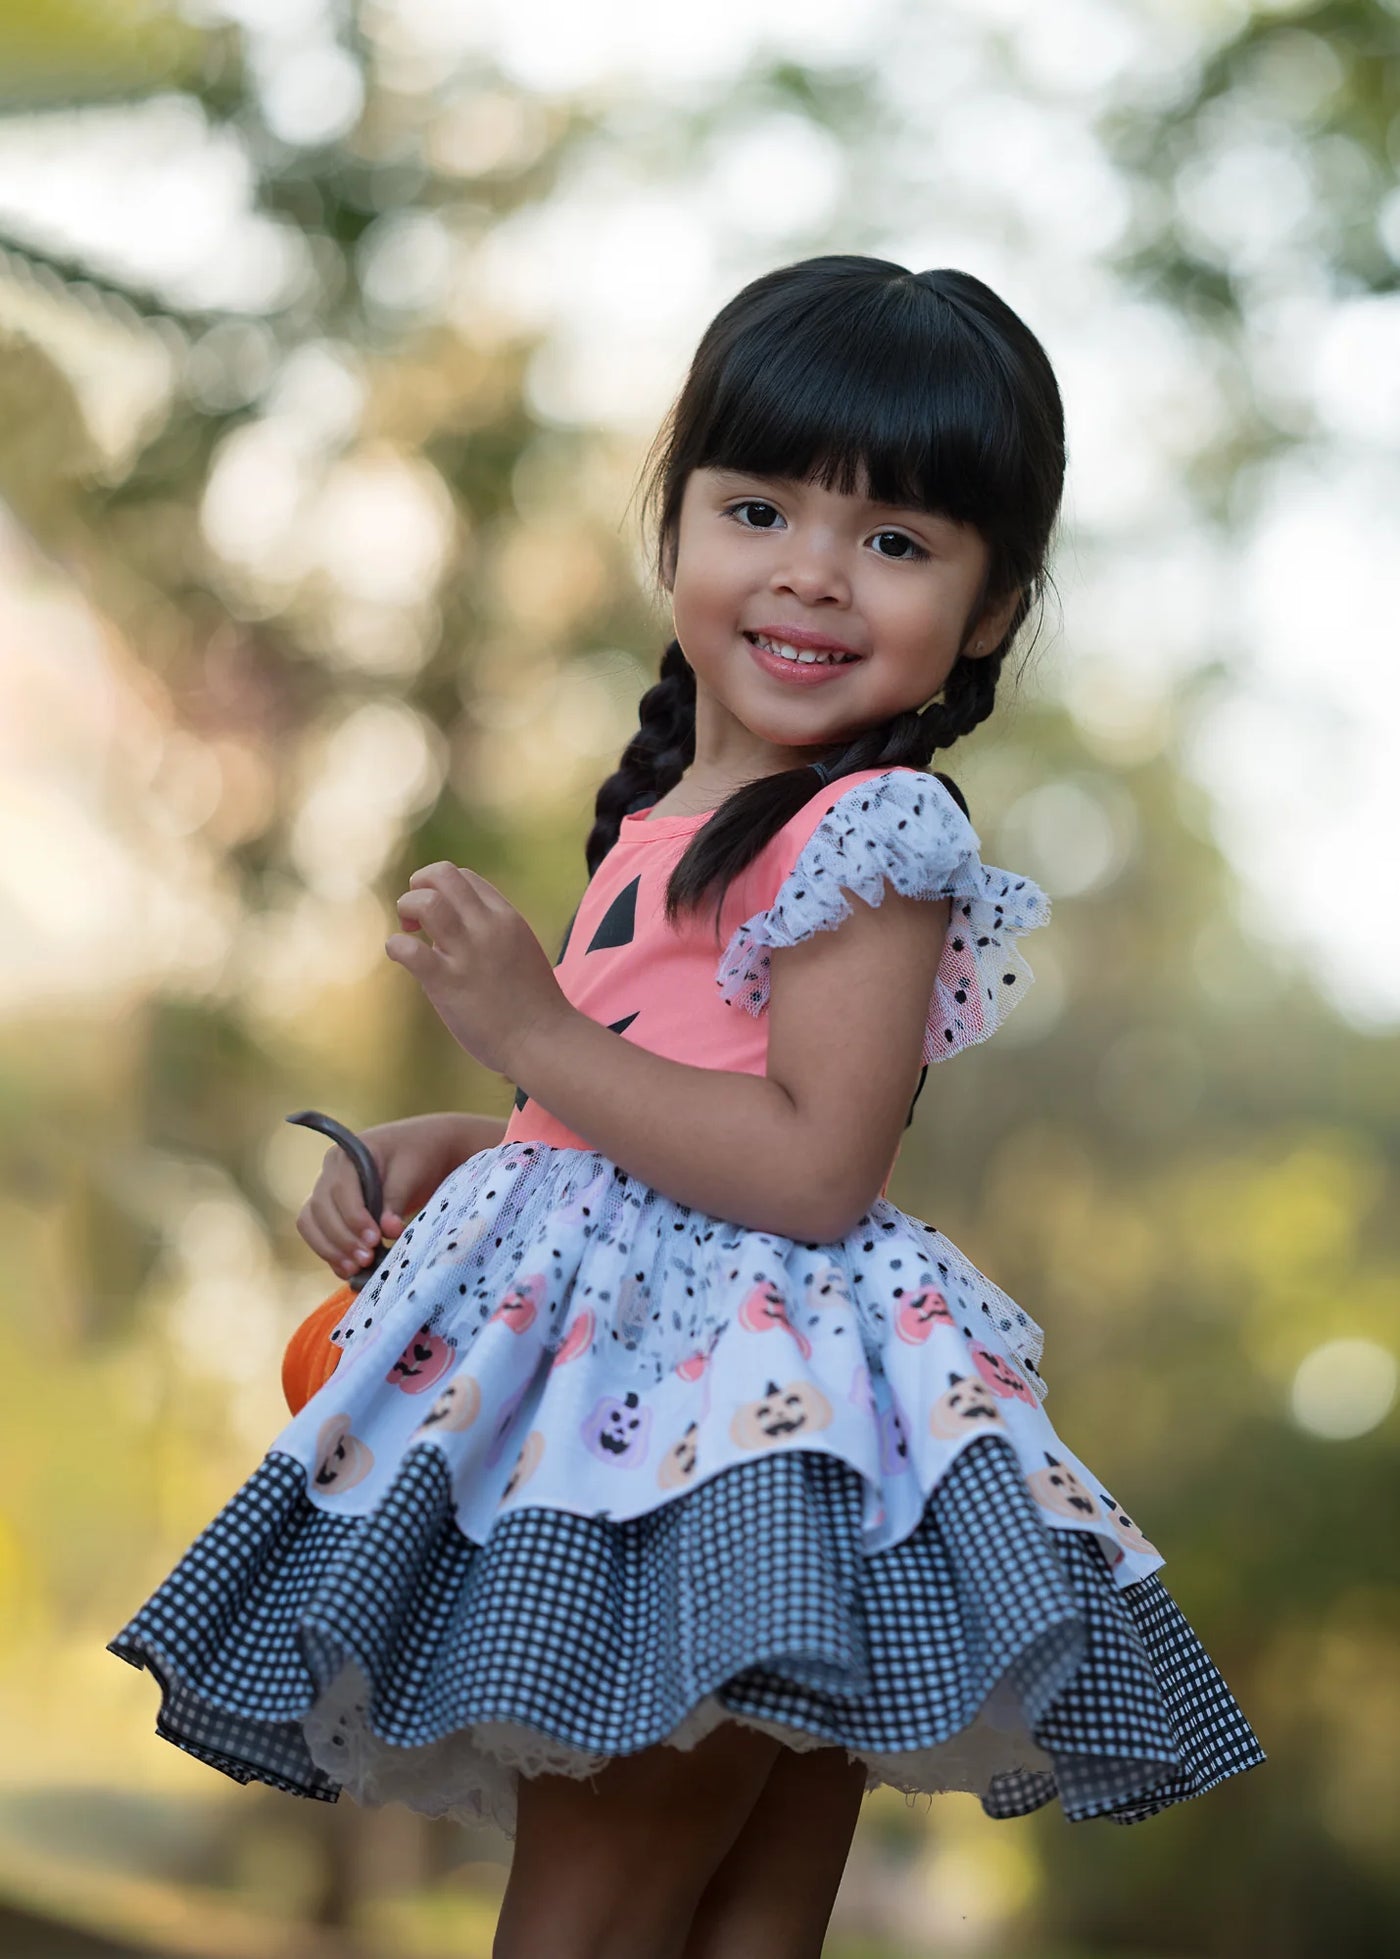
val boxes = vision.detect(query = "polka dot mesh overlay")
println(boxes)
[107,769,1267,1840]
[317,1142,1048,1399]
[715,768,1051,1063]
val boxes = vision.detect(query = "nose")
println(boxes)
[768,527,851,607]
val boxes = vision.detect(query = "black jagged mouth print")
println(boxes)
[104,771,1268,1839]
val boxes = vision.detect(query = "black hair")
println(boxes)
[583,254,1066,939]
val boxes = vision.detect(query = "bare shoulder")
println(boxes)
[765,884,952,1239]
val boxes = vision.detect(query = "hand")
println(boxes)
[385,861,570,1076]
[294,1113,502,1282]
[294,1120,414,1280]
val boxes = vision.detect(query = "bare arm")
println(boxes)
[508,1011,830,1241]
[365,1110,508,1181]
[508,885,949,1245]
[434,1110,510,1163]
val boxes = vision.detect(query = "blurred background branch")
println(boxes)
[1,2,1396,1954]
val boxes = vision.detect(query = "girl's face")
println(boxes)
[664,465,1020,791]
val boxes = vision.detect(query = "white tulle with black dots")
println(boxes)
[715,769,1050,1063]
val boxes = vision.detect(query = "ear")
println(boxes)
[967,584,1025,658]
[659,529,678,593]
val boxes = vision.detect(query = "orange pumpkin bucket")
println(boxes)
[281,1111,393,1416]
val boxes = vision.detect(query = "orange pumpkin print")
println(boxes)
[894,1286,954,1344]
[737,1279,812,1360]
[729,1376,832,1451]
[1028,1451,1103,1523]
[928,1371,1006,1439]
[313,1412,374,1494]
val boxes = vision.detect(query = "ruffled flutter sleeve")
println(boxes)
[715,768,1051,1063]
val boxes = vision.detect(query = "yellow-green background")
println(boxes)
[1,2,1396,1953]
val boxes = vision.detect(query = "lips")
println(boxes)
[745,633,862,686]
[746,630,862,662]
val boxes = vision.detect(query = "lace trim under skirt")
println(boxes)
[108,1437,1265,1840]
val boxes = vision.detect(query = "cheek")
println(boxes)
[671,568,744,662]
[870,546,970,616]
[862,578,951,651]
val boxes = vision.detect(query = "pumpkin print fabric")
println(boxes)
[108,766,1266,1838]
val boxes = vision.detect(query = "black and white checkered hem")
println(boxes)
[108,1433,1265,1839]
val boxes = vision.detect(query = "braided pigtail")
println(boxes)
[584,638,696,879]
[658,580,1032,937]
[578,254,1063,939]
[806,630,1017,809]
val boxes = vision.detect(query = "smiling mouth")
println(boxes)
[744,632,863,667]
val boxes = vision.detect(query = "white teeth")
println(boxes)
[753,634,853,666]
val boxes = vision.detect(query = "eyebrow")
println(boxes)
[708,469,955,527]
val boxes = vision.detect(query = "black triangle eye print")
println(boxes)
[586,877,639,952]
[513,877,644,1115]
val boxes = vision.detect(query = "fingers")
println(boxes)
[384,931,430,969]
[405,862,500,914]
[407,861,459,889]
[394,888,449,944]
[407,861,491,897]
[390,886,459,970]
[296,1155,399,1280]
[391,865,499,974]
[296,1202,366,1279]
[402,868,472,933]
[296,1202,375,1279]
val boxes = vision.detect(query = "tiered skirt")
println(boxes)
[110,1143,1266,1838]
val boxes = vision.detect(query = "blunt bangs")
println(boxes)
[691,279,1023,538]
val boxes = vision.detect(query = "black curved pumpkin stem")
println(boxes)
[285,1110,387,1293]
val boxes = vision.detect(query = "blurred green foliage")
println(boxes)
[0,3,1396,1956]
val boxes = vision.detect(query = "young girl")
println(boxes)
[109,256,1265,1958]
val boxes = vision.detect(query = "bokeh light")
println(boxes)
[2,2,1397,1953]
[1291,1337,1397,1440]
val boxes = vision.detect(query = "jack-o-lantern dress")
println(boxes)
[109,765,1265,1836]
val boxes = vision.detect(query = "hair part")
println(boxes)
[583,254,1066,939]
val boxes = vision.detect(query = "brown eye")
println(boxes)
[871,530,927,561]
[726,500,782,529]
